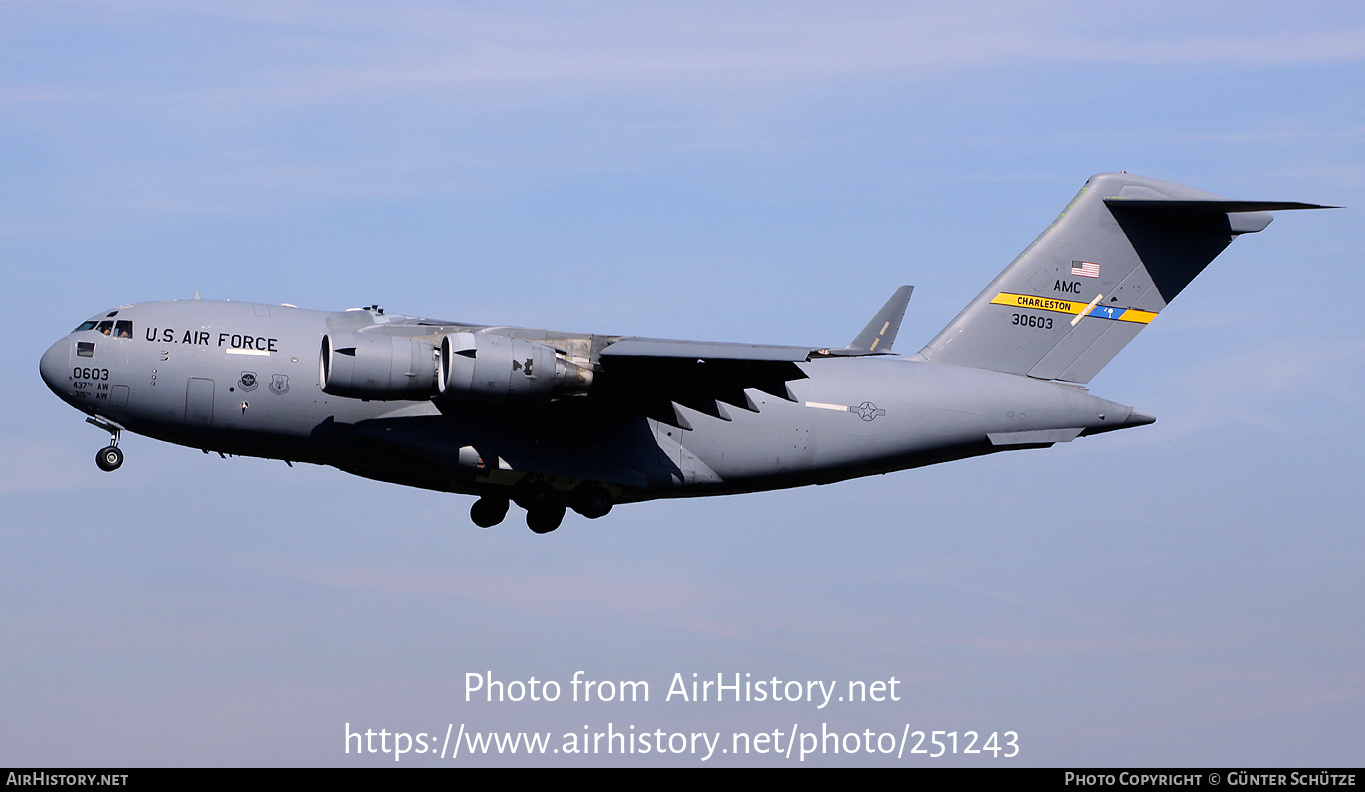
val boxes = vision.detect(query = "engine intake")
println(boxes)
[438,333,592,400]
[319,332,438,400]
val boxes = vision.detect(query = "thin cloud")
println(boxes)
[5,4,1363,112]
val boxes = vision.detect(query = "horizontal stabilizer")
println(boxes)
[1103,198,1337,213]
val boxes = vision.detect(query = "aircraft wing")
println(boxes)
[597,284,914,364]
[595,337,813,429]
[366,291,917,428]
[590,286,916,428]
[599,337,815,362]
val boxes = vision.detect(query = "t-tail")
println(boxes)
[912,173,1331,383]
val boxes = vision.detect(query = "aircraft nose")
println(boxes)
[39,339,68,396]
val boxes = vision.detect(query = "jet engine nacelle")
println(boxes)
[319,332,438,400]
[439,332,593,400]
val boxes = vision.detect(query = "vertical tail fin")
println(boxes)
[913,173,1329,383]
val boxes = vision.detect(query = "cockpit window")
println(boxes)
[74,320,98,332]
[96,321,114,335]
[77,341,95,358]
[114,320,133,339]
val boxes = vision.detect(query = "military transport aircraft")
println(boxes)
[39,173,1329,533]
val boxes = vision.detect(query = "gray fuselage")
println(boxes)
[40,299,1146,505]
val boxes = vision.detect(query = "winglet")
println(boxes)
[828,285,913,356]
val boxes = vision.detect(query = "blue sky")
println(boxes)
[3,1,1363,766]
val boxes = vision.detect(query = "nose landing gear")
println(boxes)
[86,416,125,472]
[96,445,123,472]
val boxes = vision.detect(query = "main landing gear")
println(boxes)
[470,496,510,529]
[568,484,613,520]
[470,481,615,533]
[87,416,125,472]
[515,480,565,534]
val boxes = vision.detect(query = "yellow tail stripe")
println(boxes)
[990,292,1089,314]
[991,292,1158,325]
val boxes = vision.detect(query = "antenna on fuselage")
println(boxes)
[193,291,201,300]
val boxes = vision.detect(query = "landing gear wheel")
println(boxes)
[526,503,566,534]
[470,497,509,528]
[514,480,559,511]
[95,445,123,472]
[570,484,613,519]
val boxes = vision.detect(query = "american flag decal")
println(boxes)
[1070,260,1100,279]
